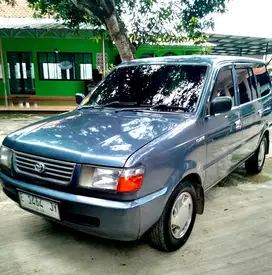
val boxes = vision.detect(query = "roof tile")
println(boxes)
[0,0,35,18]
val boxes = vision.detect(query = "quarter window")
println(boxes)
[253,64,271,97]
[38,52,93,80]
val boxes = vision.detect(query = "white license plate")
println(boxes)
[18,191,60,220]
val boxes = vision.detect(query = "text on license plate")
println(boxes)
[18,191,60,220]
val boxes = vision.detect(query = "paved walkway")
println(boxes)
[0,105,75,112]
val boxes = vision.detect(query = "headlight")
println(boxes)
[0,146,13,169]
[79,166,145,192]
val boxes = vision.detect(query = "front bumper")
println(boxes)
[0,171,167,241]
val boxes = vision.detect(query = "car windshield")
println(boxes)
[81,64,207,113]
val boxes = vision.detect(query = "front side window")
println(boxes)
[38,52,92,80]
[81,64,207,113]
[210,66,235,102]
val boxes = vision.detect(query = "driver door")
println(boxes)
[204,64,244,188]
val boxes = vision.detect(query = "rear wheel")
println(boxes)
[245,135,267,174]
[148,181,196,252]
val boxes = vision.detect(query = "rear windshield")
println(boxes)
[82,64,207,113]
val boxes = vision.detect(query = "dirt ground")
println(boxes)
[1,113,272,275]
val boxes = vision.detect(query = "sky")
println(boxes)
[211,0,272,38]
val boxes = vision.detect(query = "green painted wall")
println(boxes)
[0,37,207,99]
[0,80,4,98]
[110,44,204,66]
[136,45,203,57]
[1,37,111,97]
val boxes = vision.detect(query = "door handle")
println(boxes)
[263,107,271,116]
[234,119,242,130]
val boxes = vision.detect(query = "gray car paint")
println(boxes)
[1,55,271,241]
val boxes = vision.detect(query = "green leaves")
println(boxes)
[0,0,15,5]
[24,0,229,44]
[181,0,230,36]
[9,0,229,60]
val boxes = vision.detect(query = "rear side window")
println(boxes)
[247,68,258,100]
[235,68,253,104]
[253,64,271,97]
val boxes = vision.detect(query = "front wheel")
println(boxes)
[245,135,268,174]
[148,182,196,252]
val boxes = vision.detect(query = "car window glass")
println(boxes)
[82,64,207,113]
[235,68,252,104]
[253,64,271,97]
[247,68,258,100]
[211,67,235,104]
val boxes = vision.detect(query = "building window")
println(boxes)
[38,52,93,80]
[7,52,35,94]
[163,52,177,56]
[140,53,156,58]
[96,53,108,74]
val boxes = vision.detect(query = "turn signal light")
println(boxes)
[117,167,145,193]
[117,175,144,192]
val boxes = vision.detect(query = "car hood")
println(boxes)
[4,109,191,167]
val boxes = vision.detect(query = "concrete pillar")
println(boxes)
[0,39,8,106]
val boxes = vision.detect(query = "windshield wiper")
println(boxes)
[78,101,137,110]
[79,102,186,113]
[100,101,138,108]
[77,105,103,110]
[150,104,186,112]
[114,104,187,113]
[111,102,154,113]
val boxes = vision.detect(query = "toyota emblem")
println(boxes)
[34,162,46,173]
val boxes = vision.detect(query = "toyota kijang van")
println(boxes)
[1,56,271,251]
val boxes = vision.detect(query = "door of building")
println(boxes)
[7,52,35,94]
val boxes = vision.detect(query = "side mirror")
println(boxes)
[75,93,85,105]
[210,96,232,116]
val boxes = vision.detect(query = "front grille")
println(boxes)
[13,151,76,185]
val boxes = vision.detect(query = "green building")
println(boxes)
[0,3,209,107]
[1,0,271,108]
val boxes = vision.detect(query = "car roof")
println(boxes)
[120,55,265,67]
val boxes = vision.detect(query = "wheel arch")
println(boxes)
[264,130,270,154]
[181,173,204,215]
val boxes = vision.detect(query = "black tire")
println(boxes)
[148,181,197,252]
[245,135,268,174]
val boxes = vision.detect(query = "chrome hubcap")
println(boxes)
[170,192,193,239]
[258,140,266,167]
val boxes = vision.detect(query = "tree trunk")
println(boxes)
[104,14,136,61]
[70,0,135,61]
